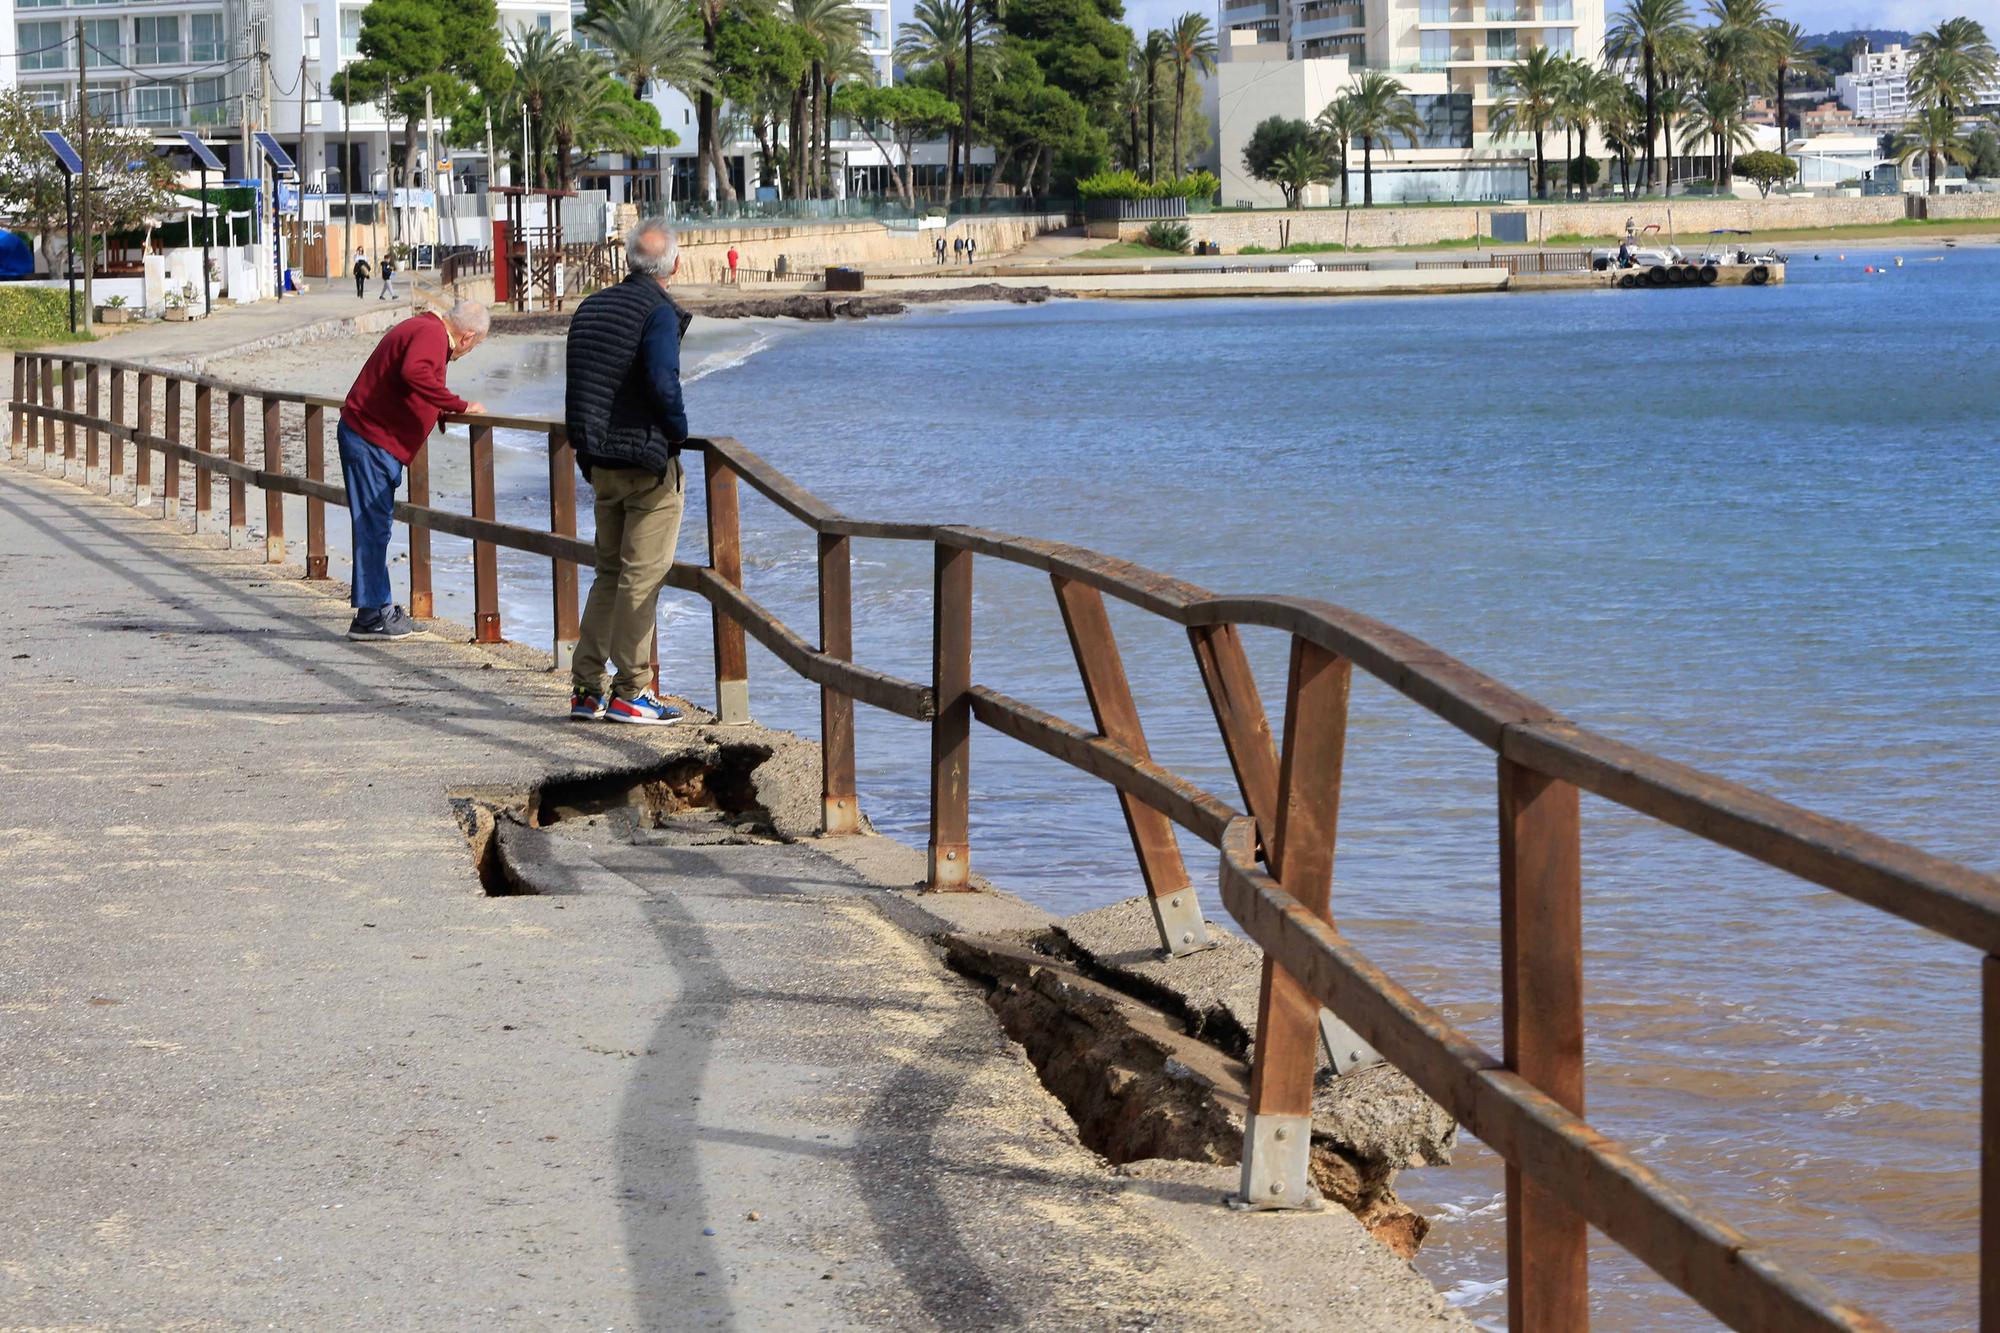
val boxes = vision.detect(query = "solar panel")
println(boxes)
[180,131,225,172]
[253,131,295,172]
[39,130,82,174]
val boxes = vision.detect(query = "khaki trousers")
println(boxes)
[572,460,684,700]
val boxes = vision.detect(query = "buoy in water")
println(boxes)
[1864,265,1875,273]
[1895,256,1904,267]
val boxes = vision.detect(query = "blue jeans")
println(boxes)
[337,419,402,611]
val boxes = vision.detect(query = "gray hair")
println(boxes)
[445,299,490,338]
[627,218,680,279]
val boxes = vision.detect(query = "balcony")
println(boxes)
[1295,10,1365,40]
[134,43,185,64]
[1416,3,1576,24]
[1222,0,1280,23]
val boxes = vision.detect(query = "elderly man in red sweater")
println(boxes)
[338,300,489,640]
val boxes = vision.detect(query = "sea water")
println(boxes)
[441,246,1998,1329]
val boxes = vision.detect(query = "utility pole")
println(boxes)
[297,54,308,278]
[75,20,93,325]
[484,104,495,192]
[424,85,436,259]
[342,74,353,267]
[260,39,278,299]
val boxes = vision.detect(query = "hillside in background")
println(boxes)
[1801,27,1914,50]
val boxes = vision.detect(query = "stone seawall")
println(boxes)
[671,213,1070,281]
[1166,196,1914,252]
[1914,192,2000,219]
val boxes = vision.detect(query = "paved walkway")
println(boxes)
[53,277,447,368]
[0,461,1464,1330]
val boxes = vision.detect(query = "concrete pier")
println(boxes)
[0,462,1464,1329]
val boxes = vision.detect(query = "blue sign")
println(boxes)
[39,130,82,174]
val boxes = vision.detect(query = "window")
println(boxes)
[134,83,183,125]
[1420,30,1451,65]
[1410,93,1473,146]
[85,83,120,118]
[24,84,67,113]
[17,21,67,70]
[1541,0,1573,17]
[535,13,553,31]
[190,75,228,125]
[1543,28,1573,52]
[1486,0,1518,20]
[190,13,226,62]
[340,8,363,59]
[16,0,64,10]
[134,16,182,65]
[1486,28,1517,60]
[81,17,120,67]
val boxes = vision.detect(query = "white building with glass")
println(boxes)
[1215,0,1604,205]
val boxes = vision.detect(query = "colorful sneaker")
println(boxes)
[569,689,607,721]
[605,690,682,726]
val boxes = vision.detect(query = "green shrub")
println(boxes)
[1077,170,1219,202]
[1140,221,1191,253]
[1734,150,1799,198]
[0,285,79,344]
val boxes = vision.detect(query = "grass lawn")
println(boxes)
[2,331,95,353]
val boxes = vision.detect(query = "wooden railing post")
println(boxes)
[226,390,247,549]
[134,373,153,509]
[1985,957,1999,1331]
[1057,575,1207,955]
[1238,636,1350,1210]
[469,422,501,642]
[164,378,184,523]
[261,396,285,563]
[108,368,126,495]
[303,404,326,576]
[407,444,433,619]
[547,426,579,670]
[84,363,101,489]
[193,381,214,532]
[15,355,36,467]
[1499,758,1589,1333]
[60,359,76,478]
[927,540,973,891]
[39,357,56,475]
[705,455,749,724]
[9,353,25,463]
[818,531,859,835]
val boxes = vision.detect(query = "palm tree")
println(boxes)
[1682,76,1751,186]
[1702,0,1772,91]
[1765,19,1806,151]
[1166,12,1217,178]
[1140,29,1171,182]
[585,0,713,101]
[507,29,571,186]
[1912,17,1999,115]
[1314,94,1364,206]
[788,0,861,198]
[1653,77,1688,195]
[1607,0,1691,192]
[1892,103,1976,194]
[959,0,1006,200]
[546,50,655,189]
[1599,82,1644,197]
[1491,47,1566,199]
[1270,139,1331,207]
[1339,70,1423,206]
[896,0,983,198]
[1118,64,1147,172]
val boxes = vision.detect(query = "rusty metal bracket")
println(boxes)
[1231,1113,1322,1212]
[1319,1009,1383,1076]
[1149,885,1217,957]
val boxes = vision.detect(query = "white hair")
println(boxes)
[627,219,680,279]
[445,299,490,338]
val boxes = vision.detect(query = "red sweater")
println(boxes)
[339,313,468,464]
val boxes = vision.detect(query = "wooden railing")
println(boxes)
[10,346,1998,1333]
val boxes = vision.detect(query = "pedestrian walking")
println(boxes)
[953,236,963,262]
[378,253,398,300]
[726,246,739,284]
[351,248,371,299]
[337,299,490,641]
[562,219,691,725]
[935,234,946,264]
[966,235,977,266]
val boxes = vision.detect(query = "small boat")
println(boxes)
[1588,227,1782,289]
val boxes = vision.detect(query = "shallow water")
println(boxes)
[435,247,1997,1329]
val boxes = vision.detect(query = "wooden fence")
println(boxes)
[10,346,1999,1333]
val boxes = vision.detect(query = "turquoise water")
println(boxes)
[469,248,1999,1329]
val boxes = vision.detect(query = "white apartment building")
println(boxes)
[1216,0,1603,205]
[1836,40,2000,122]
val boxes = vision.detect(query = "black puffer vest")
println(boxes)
[565,274,686,476]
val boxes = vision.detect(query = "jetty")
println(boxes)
[6,344,1996,1331]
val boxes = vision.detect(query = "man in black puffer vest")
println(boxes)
[562,219,692,725]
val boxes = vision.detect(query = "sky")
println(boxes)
[1105,0,2000,45]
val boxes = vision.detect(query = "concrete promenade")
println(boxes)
[0,462,1463,1329]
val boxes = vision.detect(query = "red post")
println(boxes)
[1500,758,1589,1333]
[705,456,748,723]
[547,425,579,669]
[60,359,76,477]
[304,404,327,578]
[164,378,184,522]
[407,444,433,619]
[261,396,285,563]
[107,367,124,491]
[194,381,214,531]
[226,390,247,549]
[84,363,100,488]
[134,372,153,507]
[818,532,858,835]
